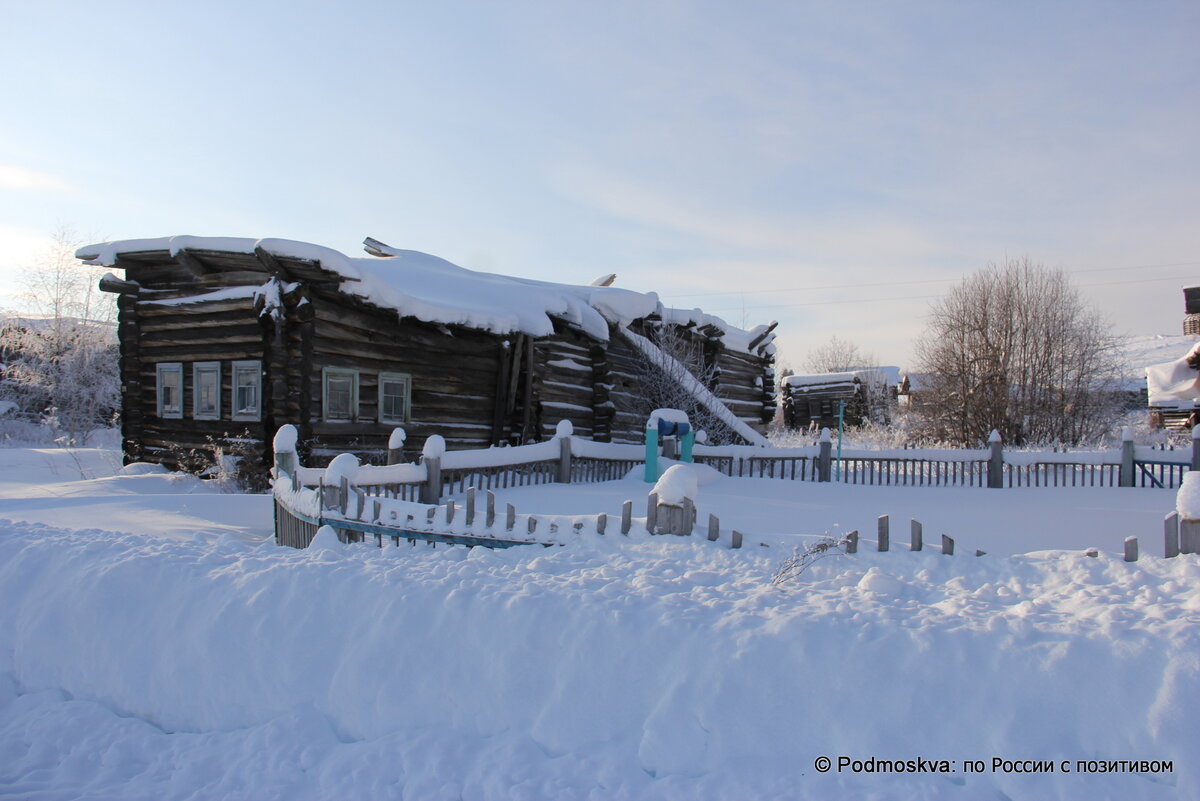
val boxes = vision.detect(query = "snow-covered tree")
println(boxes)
[0,229,119,444]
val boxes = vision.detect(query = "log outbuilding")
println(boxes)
[82,236,777,481]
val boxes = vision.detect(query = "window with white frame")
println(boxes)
[322,367,359,421]
[232,361,262,421]
[193,362,221,420]
[378,372,412,424]
[156,363,183,419]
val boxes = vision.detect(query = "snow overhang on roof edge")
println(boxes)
[77,236,771,353]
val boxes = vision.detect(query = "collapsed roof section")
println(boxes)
[77,235,776,356]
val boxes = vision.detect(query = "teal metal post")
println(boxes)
[644,428,659,482]
[834,400,845,482]
[680,431,695,463]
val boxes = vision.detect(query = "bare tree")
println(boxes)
[914,258,1121,446]
[805,335,870,374]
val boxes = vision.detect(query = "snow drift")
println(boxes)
[1,521,1197,800]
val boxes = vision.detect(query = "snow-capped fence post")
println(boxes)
[555,420,573,483]
[817,428,832,482]
[1192,425,1200,472]
[272,424,298,480]
[987,429,1004,489]
[846,530,859,553]
[420,435,445,505]
[1119,427,1135,488]
[650,465,699,536]
[1164,512,1180,558]
[1124,536,1139,562]
[877,515,889,552]
[1176,473,1200,554]
[387,427,406,466]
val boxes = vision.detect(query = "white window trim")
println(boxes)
[322,367,359,422]
[193,361,221,421]
[156,362,183,419]
[378,371,412,424]
[232,360,262,421]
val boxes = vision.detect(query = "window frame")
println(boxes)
[192,361,222,421]
[231,360,262,422]
[378,371,412,424]
[322,367,360,422]
[156,362,184,419]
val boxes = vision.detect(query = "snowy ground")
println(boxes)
[1,445,1197,800]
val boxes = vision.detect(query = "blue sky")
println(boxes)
[1,0,1197,369]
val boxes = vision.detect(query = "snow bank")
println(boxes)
[1177,472,1200,520]
[651,464,699,504]
[1,522,1196,799]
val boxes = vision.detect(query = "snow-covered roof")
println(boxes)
[77,236,773,353]
[1118,333,1199,393]
[784,366,901,389]
[1146,341,1200,407]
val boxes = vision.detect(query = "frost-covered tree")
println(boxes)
[630,322,737,444]
[913,258,1121,446]
[804,335,870,374]
[0,229,119,444]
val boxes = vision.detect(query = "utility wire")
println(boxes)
[661,259,1200,302]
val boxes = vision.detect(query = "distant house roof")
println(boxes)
[785,366,901,390]
[78,236,775,355]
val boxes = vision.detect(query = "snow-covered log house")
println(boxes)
[780,368,899,431]
[82,236,776,479]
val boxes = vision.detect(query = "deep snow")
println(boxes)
[0,445,1197,800]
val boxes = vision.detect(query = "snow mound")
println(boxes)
[1,522,1196,799]
[652,464,699,504]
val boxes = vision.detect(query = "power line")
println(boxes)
[660,259,1200,302]
[699,273,1200,315]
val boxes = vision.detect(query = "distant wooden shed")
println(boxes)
[82,236,776,480]
[781,368,898,431]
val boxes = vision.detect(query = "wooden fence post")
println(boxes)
[1182,519,1199,555]
[731,530,743,549]
[818,429,832,482]
[387,427,406,465]
[556,421,573,483]
[621,500,633,534]
[941,534,955,555]
[646,492,659,534]
[1118,427,1135,487]
[708,513,720,542]
[486,491,496,528]
[1165,512,1180,558]
[846,530,858,554]
[1124,536,1138,562]
[421,456,442,505]
[466,487,476,526]
[506,503,516,531]
[877,515,889,552]
[597,513,607,534]
[987,429,1003,489]
[910,519,923,551]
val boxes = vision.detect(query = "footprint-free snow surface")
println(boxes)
[0,446,1197,800]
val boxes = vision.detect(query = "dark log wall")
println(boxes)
[120,292,267,473]
[304,291,503,463]
[103,245,776,475]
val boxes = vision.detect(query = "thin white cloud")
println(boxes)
[0,164,73,193]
